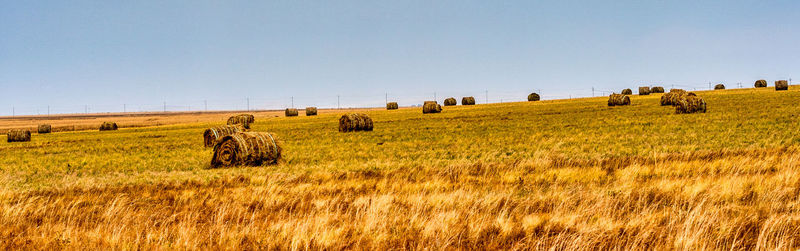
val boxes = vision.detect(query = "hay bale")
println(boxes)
[339,113,373,132]
[607,94,630,106]
[443,98,457,106]
[714,84,725,90]
[669,88,686,93]
[776,80,788,91]
[211,132,281,167]
[528,93,540,101]
[755,79,767,88]
[676,95,707,114]
[621,89,632,95]
[638,87,650,95]
[660,90,694,106]
[423,101,442,114]
[7,129,31,142]
[650,86,665,93]
[203,125,245,147]
[285,108,298,117]
[305,107,318,116]
[461,97,476,105]
[99,122,118,131]
[227,114,254,129]
[386,102,399,110]
[38,124,51,134]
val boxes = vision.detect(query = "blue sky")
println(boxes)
[1,0,798,115]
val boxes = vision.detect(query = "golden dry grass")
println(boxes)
[1,87,800,249]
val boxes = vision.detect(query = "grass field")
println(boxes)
[1,87,800,249]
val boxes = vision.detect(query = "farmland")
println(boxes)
[1,87,799,249]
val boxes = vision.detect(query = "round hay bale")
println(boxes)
[669,88,686,93]
[305,107,318,116]
[660,90,693,106]
[528,93,540,101]
[638,87,650,95]
[38,124,52,134]
[775,80,788,91]
[650,86,665,93]
[607,94,630,106]
[99,122,118,131]
[423,102,442,114]
[461,97,476,105]
[285,108,298,117]
[211,132,281,167]
[755,79,767,88]
[443,98,457,106]
[676,95,707,114]
[621,89,632,95]
[386,102,399,110]
[7,129,31,142]
[227,114,254,129]
[203,125,245,148]
[339,113,373,132]
[714,84,725,90]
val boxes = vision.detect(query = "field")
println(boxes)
[1,87,800,249]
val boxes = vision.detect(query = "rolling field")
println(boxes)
[1,87,800,249]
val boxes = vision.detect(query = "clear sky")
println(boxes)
[1,0,798,115]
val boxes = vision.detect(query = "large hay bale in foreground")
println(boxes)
[527,93,540,101]
[99,122,118,131]
[650,86,665,93]
[203,125,245,147]
[339,113,373,132]
[607,94,630,106]
[676,95,707,114]
[211,132,281,167]
[755,79,767,88]
[776,80,788,91]
[461,97,476,105]
[621,89,632,95]
[305,107,318,116]
[638,87,650,95]
[227,114,254,129]
[285,108,298,117]
[444,98,457,106]
[38,124,51,134]
[714,84,725,90]
[386,102,399,110]
[660,90,695,106]
[423,102,442,114]
[7,129,31,142]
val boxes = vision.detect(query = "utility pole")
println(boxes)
[337,95,340,109]
[163,102,166,113]
[204,100,207,112]
[592,87,595,97]
[246,98,250,111]
[291,96,294,108]
[434,92,437,101]
[85,105,88,114]
[708,82,712,90]
[485,90,488,104]
[47,105,50,116]
[385,93,388,104]
[123,104,126,113]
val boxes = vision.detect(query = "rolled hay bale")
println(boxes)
[211,132,281,167]
[203,125,245,147]
[660,90,695,106]
[386,102,399,110]
[638,87,650,95]
[7,129,31,142]
[338,113,373,132]
[38,124,52,134]
[607,94,630,106]
[461,97,476,105]
[669,88,686,93]
[99,122,118,131]
[621,89,632,95]
[227,114,254,129]
[305,107,318,116]
[776,80,788,91]
[443,97,457,106]
[650,86,665,93]
[285,108,299,117]
[714,84,725,90]
[423,102,442,114]
[528,93,541,101]
[676,95,707,114]
[755,79,767,88]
